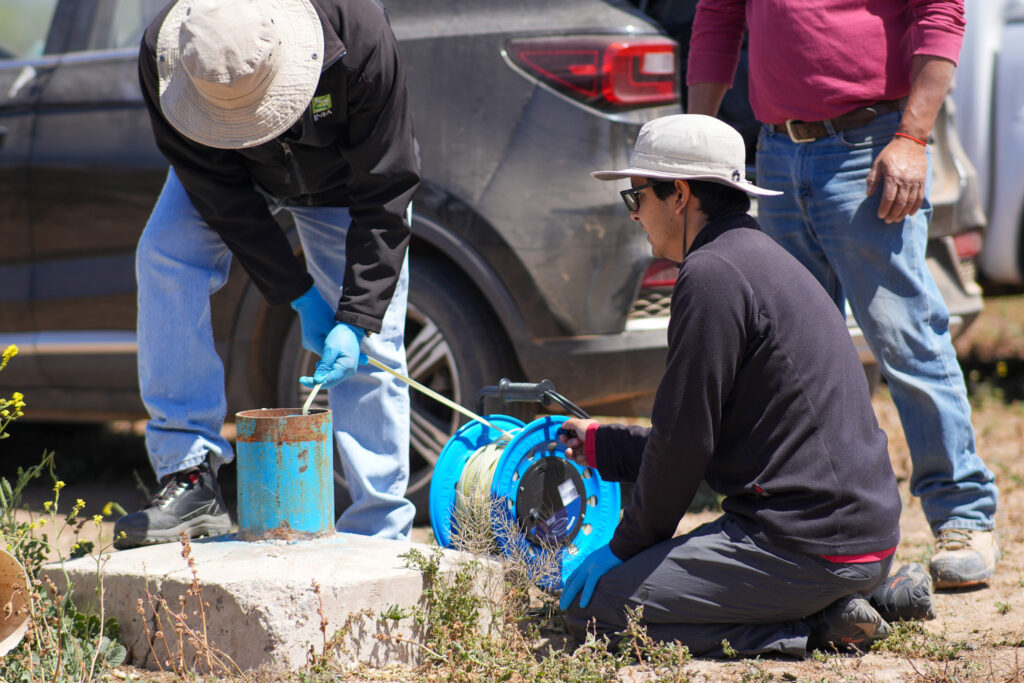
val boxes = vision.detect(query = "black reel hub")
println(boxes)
[515,454,586,547]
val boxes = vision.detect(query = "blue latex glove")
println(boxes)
[300,322,366,389]
[290,286,336,355]
[559,544,623,610]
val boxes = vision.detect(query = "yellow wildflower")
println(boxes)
[102,502,113,516]
[997,361,1008,378]
[0,345,17,369]
[92,514,103,525]
[54,481,66,491]
[43,501,53,511]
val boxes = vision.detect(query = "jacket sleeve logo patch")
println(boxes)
[311,94,333,119]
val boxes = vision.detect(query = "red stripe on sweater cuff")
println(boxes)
[584,422,600,469]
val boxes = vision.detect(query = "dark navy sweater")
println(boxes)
[596,213,901,560]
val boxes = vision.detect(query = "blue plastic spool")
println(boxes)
[429,415,620,589]
[235,407,334,540]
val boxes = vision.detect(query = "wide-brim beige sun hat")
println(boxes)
[592,114,782,197]
[157,0,324,149]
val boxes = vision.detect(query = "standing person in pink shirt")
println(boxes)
[686,0,998,590]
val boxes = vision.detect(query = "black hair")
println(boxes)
[651,180,679,201]
[651,179,751,221]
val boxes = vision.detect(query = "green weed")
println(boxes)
[873,620,972,662]
[0,345,127,682]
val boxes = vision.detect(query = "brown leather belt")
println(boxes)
[767,98,907,143]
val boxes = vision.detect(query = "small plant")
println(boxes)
[873,620,972,662]
[618,605,692,676]
[135,532,242,677]
[304,578,373,677]
[995,600,1011,615]
[0,344,127,682]
[0,344,25,440]
[738,659,777,682]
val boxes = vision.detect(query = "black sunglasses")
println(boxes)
[620,180,659,212]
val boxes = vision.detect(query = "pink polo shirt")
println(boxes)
[687,0,965,125]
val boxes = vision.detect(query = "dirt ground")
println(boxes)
[5,296,1024,681]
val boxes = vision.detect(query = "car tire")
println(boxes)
[864,363,882,396]
[275,255,531,524]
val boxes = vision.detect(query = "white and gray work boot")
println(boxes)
[929,528,1000,590]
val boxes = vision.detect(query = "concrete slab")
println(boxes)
[42,533,494,672]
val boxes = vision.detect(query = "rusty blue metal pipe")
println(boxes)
[235,408,333,540]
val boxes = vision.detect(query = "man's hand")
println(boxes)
[559,417,600,466]
[865,136,928,224]
[300,322,366,389]
[290,285,336,354]
[559,544,623,610]
[866,54,953,225]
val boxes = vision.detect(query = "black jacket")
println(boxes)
[596,213,901,561]
[140,0,419,333]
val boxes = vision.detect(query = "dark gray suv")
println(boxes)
[0,0,679,517]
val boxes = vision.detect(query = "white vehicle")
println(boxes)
[956,0,1024,288]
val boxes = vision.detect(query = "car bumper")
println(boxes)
[515,327,667,415]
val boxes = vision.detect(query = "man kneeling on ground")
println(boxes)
[558,115,932,657]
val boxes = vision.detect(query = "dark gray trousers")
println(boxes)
[564,514,892,658]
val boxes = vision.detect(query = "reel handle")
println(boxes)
[475,379,590,419]
[498,378,556,403]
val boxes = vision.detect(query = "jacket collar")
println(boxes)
[689,212,760,253]
[310,0,348,70]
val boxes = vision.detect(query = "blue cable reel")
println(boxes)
[429,414,621,590]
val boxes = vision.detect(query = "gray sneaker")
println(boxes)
[113,462,232,549]
[929,529,999,590]
[869,562,936,621]
[807,594,890,653]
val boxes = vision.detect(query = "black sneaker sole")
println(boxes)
[114,514,233,549]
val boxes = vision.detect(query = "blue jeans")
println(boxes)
[136,168,415,540]
[755,112,997,533]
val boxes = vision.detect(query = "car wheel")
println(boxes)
[864,363,882,396]
[276,256,531,523]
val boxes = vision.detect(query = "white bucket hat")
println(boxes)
[157,0,324,149]
[593,114,781,197]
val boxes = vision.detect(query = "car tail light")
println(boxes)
[504,35,678,111]
[953,230,983,260]
[641,259,679,288]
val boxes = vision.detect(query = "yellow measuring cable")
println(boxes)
[454,439,505,523]
[365,356,515,439]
